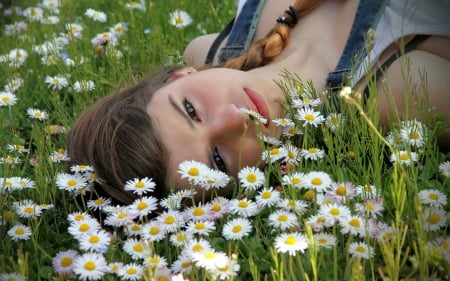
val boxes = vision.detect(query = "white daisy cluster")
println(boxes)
[169,10,193,28]
[387,119,428,166]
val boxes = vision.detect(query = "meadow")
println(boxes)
[0,0,449,280]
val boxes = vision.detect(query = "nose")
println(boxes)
[207,104,249,140]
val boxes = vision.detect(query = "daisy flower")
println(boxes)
[4,77,24,92]
[146,254,168,269]
[422,207,448,232]
[438,161,450,177]
[183,238,213,257]
[26,108,48,121]
[110,22,128,37]
[186,220,216,236]
[49,149,70,163]
[273,117,295,128]
[23,7,44,21]
[117,263,145,280]
[7,48,28,67]
[296,107,325,127]
[327,181,356,203]
[0,273,26,281]
[14,199,43,218]
[86,197,111,211]
[304,171,332,192]
[123,238,150,260]
[319,203,351,225]
[182,202,214,222]
[300,147,325,161]
[141,221,166,242]
[255,186,281,207]
[237,166,265,191]
[354,197,384,218]
[85,8,107,22]
[124,177,155,195]
[400,119,427,148]
[240,107,268,125]
[325,113,345,131]
[6,144,30,154]
[282,143,301,164]
[222,217,252,240]
[355,184,379,199]
[348,241,374,260]
[0,91,17,106]
[169,9,193,28]
[73,252,108,281]
[198,168,230,190]
[276,198,308,214]
[274,232,308,256]
[375,222,395,241]
[103,207,137,227]
[216,258,241,280]
[390,150,419,166]
[108,262,124,275]
[41,52,59,65]
[7,223,32,241]
[125,1,146,10]
[130,196,158,218]
[229,198,259,217]
[171,253,193,274]
[45,74,68,90]
[261,146,287,163]
[153,267,172,281]
[282,172,306,189]
[56,172,89,192]
[68,217,101,239]
[210,196,231,219]
[125,222,143,237]
[157,210,185,233]
[79,230,111,253]
[313,233,337,249]
[339,215,366,237]
[192,249,229,271]
[268,210,299,230]
[170,230,193,247]
[73,80,95,92]
[418,189,447,207]
[67,211,92,223]
[178,160,210,184]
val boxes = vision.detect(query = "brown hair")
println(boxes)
[67,66,182,204]
[67,0,322,204]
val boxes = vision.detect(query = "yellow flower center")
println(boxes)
[204,252,216,259]
[261,191,271,199]
[428,213,440,224]
[150,227,159,235]
[164,216,175,224]
[89,235,100,243]
[24,207,35,214]
[212,203,221,212]
[246,173,257,183]
[84,261,96,271]
[238,201,248,208]
[79,223,89,232]
[193,208,204,216]
[349,218,360,227]
[135,181,145,188]
[305,114,315,121]
[67,179,77,186]
[278,215,288,222]
[356,246,366,253]
[117,212,128,219]
[308,147,318,153]
[330,208,340,215]
[317,217,326,223]
[270,148,279,155]
[195,222,205,230]
[311,178,322,186]
[410,131,420,139]
[181,261,191,268]
[1,97,10,103]
[188,167,199,176]
[318,238,327,244]
[175,17,183,24]
[192,245,203,252]
[428,193,438,201]
[365,202,375,211]
[399,153,410,161]
[74,214,85,221]
[288,151,295,159]
[293,178,301,185]
[137,201,147,210]
[94,199,104,205]
[133,244,143,252]
[285,236,296,245]
[336,186,346,196]
[126,268,137,275]
[15,228,25,235]
[304,189,315,201]
[60,257,72,267]
[232,225,242,233]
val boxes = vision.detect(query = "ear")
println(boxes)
[167,67,197,82]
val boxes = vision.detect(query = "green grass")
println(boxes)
[0,1,449,280]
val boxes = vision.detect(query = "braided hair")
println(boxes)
[224,0,324,71]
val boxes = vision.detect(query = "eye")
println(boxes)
[213,147,227,173]
[183,98,200,121]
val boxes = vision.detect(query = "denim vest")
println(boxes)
[206,0,388,93]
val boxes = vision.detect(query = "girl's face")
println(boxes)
[147,68,286,192]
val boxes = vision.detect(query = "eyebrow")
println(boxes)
[168,95,194,129]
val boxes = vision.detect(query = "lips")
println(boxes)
[244,88,270,127]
